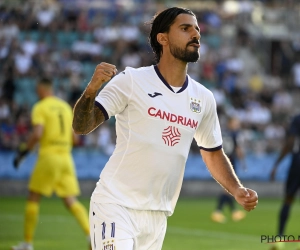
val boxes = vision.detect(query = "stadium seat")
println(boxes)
[18,31,26,42]
[82,63,97,81]
[15,78,36,92]
[29,31,40,41]
[82,32,93,42]
[56,31,80,48]
[14,78,37,107]
[13,91,24,106]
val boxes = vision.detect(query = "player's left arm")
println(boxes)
[13,124,44,169]
[200,148,258,211]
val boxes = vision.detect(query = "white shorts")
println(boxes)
[89,201,167,250]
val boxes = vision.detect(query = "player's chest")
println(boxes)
[127,81,205,131]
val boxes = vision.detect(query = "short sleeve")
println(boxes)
[31,104,45,126]
[95,69,132,120]
[194,93,222,151]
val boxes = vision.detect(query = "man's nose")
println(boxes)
[192,29,201,41]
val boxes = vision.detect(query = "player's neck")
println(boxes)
[156,57,187,87]
[40,91,53,99]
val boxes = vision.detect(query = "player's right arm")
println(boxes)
[72,62,117,135]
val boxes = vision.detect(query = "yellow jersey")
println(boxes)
[31,96,73,155]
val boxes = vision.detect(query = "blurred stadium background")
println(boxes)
[1,0,300,249]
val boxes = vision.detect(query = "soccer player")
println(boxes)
[211,116,247,223]
[72,7,258,250]
[12,78,90,250]
[269,113,300,250]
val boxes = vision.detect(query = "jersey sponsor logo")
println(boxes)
[162,126,181,146]
[148,107,198,129]
[148,92,163,98]
[190,98,201,113]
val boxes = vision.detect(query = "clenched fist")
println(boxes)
[88,62,118,92]
[233,187,258,212]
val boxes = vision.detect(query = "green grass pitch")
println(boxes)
[1,196,300,250]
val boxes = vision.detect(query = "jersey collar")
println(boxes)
[154,65,188,93]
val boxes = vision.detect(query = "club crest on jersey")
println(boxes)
[102,240,115,250]
[190,98,201,113]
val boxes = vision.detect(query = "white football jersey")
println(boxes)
[92,65,222,215]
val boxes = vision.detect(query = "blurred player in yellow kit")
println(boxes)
[11,78,90,250]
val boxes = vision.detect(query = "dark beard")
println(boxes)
[170,43,200,63]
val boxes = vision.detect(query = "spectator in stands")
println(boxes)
[292,55,300,88]
[1,66,16,103]
[14,47,32,76]
[1,17,20,40]
[0,37,10,60]
[22,35,38,57]
[0,97,10,120]
[35,3,56,30]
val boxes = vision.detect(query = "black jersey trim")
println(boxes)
[154,65,188,93]
[199,145,222,152]
[95,101,109,120]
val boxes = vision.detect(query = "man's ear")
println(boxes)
[157,33,168,46]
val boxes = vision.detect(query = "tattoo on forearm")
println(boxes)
[72,91,105,134]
